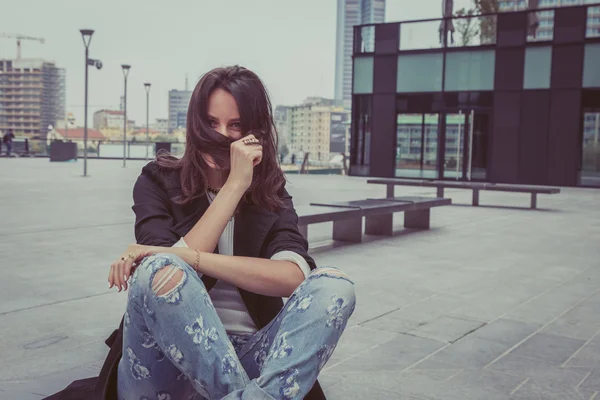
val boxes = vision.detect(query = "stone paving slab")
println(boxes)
[511,378,596,400]
[509,333,586,365]
[490,353,591,388]
[405,315,485,343]
[1,159,599,399]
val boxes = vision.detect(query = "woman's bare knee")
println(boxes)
[311,267,350,280]
[151,265,185,296]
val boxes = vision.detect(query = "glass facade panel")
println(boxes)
[399,20,442,51]
[444,50,496,91]
[528,10,554,42]
[443,113,466,179]
[353,57,374,94]
[581,110,600,186]
[397,54,443,93]
[451,14,498,46]
[524,46,552,89]
[353,96,372,166]
[587,6,600,38]
[583,44,600,88]
[358,26,375,53]
[395,113,439,178]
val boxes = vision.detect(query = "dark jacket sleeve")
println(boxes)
[262,188,317,271]
[132,174,180,247]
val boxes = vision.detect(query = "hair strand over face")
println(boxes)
[156,65,286,211]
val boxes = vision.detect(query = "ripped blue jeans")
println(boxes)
[117,253,356,400]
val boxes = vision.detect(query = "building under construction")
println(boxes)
[0,58,66,138]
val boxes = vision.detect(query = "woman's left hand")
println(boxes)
[109,243,157,292]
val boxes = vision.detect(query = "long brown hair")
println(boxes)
[157,66,286,211]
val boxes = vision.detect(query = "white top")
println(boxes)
[172,192,311,334]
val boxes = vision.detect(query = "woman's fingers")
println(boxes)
[108,263,115,288]
[123,257,137,291]
[113,261,121,291]
[251,148,263,166]
[111,262,120,290]
[117,259,126,291]
[242,133,258,143]
[124,257,135,282]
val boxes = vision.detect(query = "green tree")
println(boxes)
[473,0,500,44]
[454,7,480,46]
[279,143,289,160]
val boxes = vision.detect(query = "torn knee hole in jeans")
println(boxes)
[311,267,351,281]
[151,264,185,297]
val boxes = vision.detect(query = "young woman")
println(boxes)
[107,66,356,400]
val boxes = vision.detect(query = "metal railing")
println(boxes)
[0,138,186,159]
[354,3,600,54]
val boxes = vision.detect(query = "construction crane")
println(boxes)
[0,33,45,59]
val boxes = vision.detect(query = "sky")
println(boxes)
[0,0,471,126]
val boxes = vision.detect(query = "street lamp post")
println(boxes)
[121,64,131,167]
[144,82,151,161]
[79,29,98,177]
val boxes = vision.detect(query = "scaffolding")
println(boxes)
[41,63,66,137]
[0,59,65,138]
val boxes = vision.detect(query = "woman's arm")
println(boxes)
[154,188,310,297]
[181,133,263,253]
[149,247,304,298]
[181,180,245,253]
[120,187,307,296]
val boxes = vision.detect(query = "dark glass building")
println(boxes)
[350,4,600,187]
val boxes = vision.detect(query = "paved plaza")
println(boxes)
[1,158,599,400]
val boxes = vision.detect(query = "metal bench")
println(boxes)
[367,178,560,209]
[301,197,450,242]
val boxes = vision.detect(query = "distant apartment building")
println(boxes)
[288,98,350,161]
[153,118,169,135]
[93,109,125,130]
[168,90,192,133]
[0,58,65,138]
[274,105,292,148]
[334,0,385,110]
[499,0,600,40]
[92,109,136,139]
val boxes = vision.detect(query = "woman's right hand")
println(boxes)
[226,133,263,191]
[108,243,157,292]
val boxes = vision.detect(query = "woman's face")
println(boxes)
[207,88,243,141]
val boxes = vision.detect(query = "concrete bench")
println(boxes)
[296,205,363,242]
[367,178,560,209]
[302,197,450,242]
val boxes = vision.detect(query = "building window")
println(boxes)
[353,57,374,94]
[397,53,443,93]
[353,96,372,166]
[587,7,600,38]
[524,46,552,89]
[539,0,557,6]
[527,10,554,42]
[581,106,600,185]
[584,44,600,88]
[444,50,495,91]
[356,25,375,53]
[399,20,444,51]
